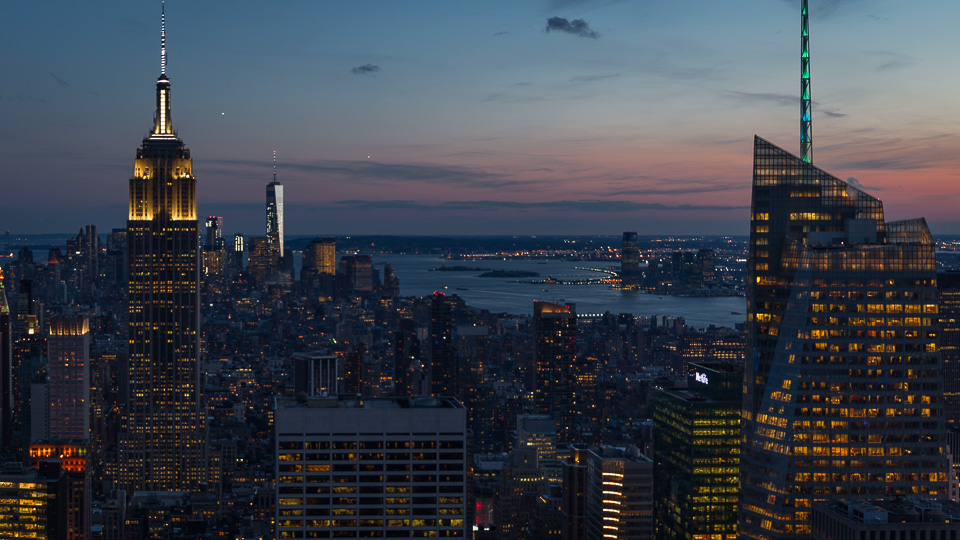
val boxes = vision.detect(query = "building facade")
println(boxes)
[583,446,654,540]
[266,174,284,255]
[740,137,948,538]
[274,396,467,538]
[621,232,641,290]
[119,7,206,492]
[47,316,90,441]
[534,301,577,443]
[653,362,740,540]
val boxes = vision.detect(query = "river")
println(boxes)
[373,255,745,329]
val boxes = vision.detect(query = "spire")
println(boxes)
[273,150,278,183]
[161,1,167,77]
[800,0,813,163]
[151,1,174,137]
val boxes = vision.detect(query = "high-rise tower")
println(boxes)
[739,137,947,539]
[266,151,284,255]
[119,3,205,492]
[47,317,90,442]
[620,231,641,289]
[534,301,577,443]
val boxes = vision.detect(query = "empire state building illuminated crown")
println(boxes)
[119,1,205,492]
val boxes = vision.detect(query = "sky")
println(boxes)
[2,0,960,237]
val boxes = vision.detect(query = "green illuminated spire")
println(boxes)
[800,0,813,163]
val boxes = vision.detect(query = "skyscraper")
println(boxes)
[534,301,577,443]
[653,362,740,540]
[47,317,90,441]
[739,137,947,538]
[938,272,960,425]
[430,292,456,397]
[620,231,641,289]
[0,269,10,455]
[319,236,336,275]
[266,151,284,256]
[119,4,205,492]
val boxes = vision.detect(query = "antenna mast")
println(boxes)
[161,1,167,76]
[800,0,812,163]
[273,150,278,182]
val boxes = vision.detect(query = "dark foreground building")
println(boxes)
[739,137,948,538]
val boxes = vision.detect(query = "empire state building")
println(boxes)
[119,4,205,492]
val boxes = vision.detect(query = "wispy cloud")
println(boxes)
[50,72,70,87]
[493,31,509,37]
[824,133,960,172]
[863,50,917,71]
[333,199,747,212]
[480,92,547,104]
[351,64,381,75]
[607,182,745,197]
[203,157,537,190]
[569,73,621,83]
[724,91,796,108]
[544,17,600,39]
[546,0,626,9]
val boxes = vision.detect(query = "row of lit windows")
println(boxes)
[280,441,461,450]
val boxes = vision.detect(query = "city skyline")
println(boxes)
[3,0,960,236]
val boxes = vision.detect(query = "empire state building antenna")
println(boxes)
[161,1,167,77]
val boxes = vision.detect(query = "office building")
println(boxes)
[534,301,577,443]
[319,236,336,275]
[118,4,206,492]
[583,445,654,540]
[302,237,336,278]
[274,395,467,538]
[233,233,244,268]
[266,152,284,256]
[0,464,56,538]
[517,414,559,483]
[494,446,547,540]
[292,351,338,397]
[739,136,948,538]
[247,236,276,283]
[430,292,457,397]
[940,271,960,425]
[47,316,90,441]
[338,255,374,295]
[204,216,226,275]
[0,270,10,455]
[811,498,960,539]
[560,445,588,540]
[394,318,422,396]
[621,231,641,289]
[653,362,740,540]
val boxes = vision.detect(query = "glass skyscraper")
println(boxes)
[739,136,948,538]
[653,362,740,540]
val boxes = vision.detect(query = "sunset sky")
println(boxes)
[3,0,960,236]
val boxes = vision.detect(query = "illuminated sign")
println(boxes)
[692,372,709,385]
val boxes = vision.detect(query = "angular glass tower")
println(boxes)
[739,137,947,539]
[119,6,205,492]
[266,180,284,255]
